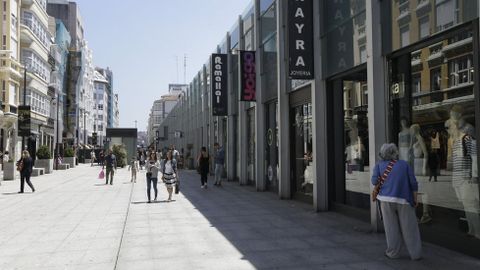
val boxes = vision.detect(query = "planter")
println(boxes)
[63,157,76,168]
[3,162,17,181]
[35,159,54,174]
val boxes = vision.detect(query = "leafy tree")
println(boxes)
[112,144,127,167]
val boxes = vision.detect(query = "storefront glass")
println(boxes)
[343,80,370,209]
[322,0,367,77]
[389,27,480,241]
[389,0,478,51]
[291,102,313,200]
[265,102,278,192]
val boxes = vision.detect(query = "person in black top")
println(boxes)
[197,147,210,189]
[102,150,117,185]
[17,150,35,193]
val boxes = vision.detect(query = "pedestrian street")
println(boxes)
[0,165,479,270]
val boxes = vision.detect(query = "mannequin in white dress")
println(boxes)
[398,118,412,163]
[410,124,428,176]
[345,119,365,171]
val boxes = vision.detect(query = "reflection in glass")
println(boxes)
[390,29,479,239]
[343,80,370,209]
[390,0,478,51]
[291,103,313,198]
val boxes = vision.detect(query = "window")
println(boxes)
[22,49,49,82]
[360,45,367,63]
[22,11,51,49]
[435,0,456,31]
[400,25,410,47]
[448,55,474,87]
[419,16,429,39]
[26,88,49,116]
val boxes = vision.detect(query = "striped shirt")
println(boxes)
[452,135,476,184]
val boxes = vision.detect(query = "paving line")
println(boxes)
[113,175,135,270]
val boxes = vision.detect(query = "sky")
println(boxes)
[74,0,252,131]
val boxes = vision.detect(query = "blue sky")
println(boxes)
[74,0,251,130]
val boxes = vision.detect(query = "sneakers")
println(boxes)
[201,185,205,189]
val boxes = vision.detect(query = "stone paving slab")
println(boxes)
[0,165,479,269]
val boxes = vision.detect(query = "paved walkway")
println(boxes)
[0,165,479,269]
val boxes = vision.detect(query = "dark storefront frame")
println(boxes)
[386,20,480,258]
[325,64,370,222]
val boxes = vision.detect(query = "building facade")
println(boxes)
[146,84,185,148]
[20,0,54,159]
[93,69,108,147]
[0,0,22,163]
[159,0,480,258]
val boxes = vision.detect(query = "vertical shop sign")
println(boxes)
[288,0,314,79]
[240,51,256,101]
[211,54,228,116]
[18,105,31,137]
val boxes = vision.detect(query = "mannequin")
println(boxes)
[398,118,412,163]
[446,105,464,170]
[410,124,428,176]
[345,119,364,172]
[448,119,480,239]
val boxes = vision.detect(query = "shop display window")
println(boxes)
[389,28,480,240]
[291,103,313,199]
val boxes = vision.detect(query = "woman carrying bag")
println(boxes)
[371,143,421,260]
[161,150,178,202]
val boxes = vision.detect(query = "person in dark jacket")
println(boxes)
[17,150,35,193]
[102,150,117,185]
[213,143,225,186]
[197,147,210,189]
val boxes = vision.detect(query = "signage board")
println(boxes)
[210,54,228,116]
[288,0,314,79]
[18,105,31,137]
[240,51,256,101]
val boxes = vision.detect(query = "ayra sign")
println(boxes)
[288,0,314,80]
[211,54,228,116]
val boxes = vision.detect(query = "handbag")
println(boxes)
[16,160,24,172]
[175,181,180,194]
[372,160,397,202]
[98,169,105,179]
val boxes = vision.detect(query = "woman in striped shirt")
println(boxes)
[161,150,178,202]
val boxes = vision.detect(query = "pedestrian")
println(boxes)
[98,150,104,166]
[3,151,9,163]
[140,153,145,170]
[17,150,35,193]
[161,150,179,202]
[371,143,421,260]
[171,145,180,161]
[197,147,210,189]
[213,143,225,186]
[102,150,117,185]
[146,152,160,203]
[128,157,139,183]
[90,150,96,167]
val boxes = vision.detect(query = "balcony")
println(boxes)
[396,5,411,26]
[0,52,23,80]
[443,37,473,58]
[357,25,366,45]
[416,0,431,17]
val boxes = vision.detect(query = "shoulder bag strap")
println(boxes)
[376,159,397,190]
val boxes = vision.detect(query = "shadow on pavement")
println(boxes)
[131,200,176,204]
[175,170,480,270]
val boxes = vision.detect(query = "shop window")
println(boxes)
[291,102,313,199]
[389,28,479,241]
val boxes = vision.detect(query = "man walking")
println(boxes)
[213,143,225,186]
[103,150,117,185]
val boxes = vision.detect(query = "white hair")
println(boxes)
[379,143,399,160]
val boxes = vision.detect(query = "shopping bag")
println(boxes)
[99,169,105,179]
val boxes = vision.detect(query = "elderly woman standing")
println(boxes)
[371,143,421,260]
